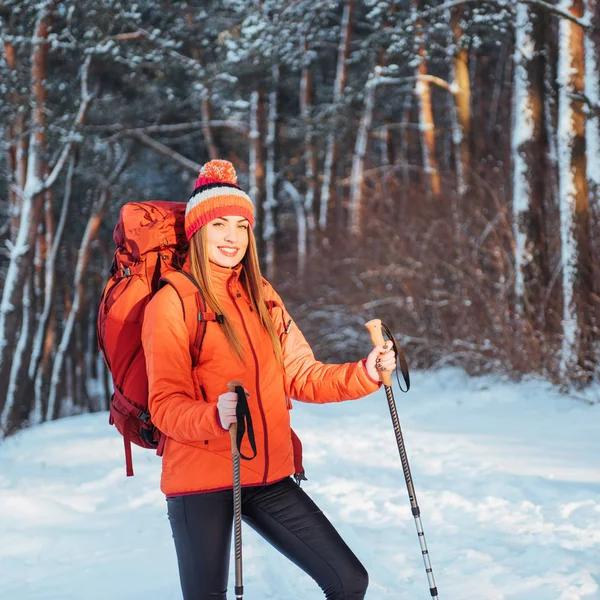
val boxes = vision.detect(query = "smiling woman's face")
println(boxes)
[205,215,250,268]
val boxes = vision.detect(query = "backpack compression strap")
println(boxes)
[159,270,224,367]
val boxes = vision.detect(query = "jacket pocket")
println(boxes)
[205,434,232,453]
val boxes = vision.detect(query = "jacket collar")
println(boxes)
[208,260,243,287]
[181,258,243,286]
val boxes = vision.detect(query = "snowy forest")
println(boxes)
[1,0,600,437]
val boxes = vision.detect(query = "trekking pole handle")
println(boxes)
[227,380,244,457]
[365,319,392,386]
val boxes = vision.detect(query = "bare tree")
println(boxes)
[512,3,550,325]
[283,180,308,278]
[319,0,354,230]
[300,38,317,248]
[557,0,594,376]
[249,89,266,257]
[584,0,600,214]
[412,0,441,199]
[449,5,471,197]
[348,68,378,235]
[263,64,280,280]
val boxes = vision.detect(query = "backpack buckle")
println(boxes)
[121,266,131,278]
[139,410,151,424]
[197,312,224,323]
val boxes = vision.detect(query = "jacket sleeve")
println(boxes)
[265,284,381,403]
[141,285,225,444]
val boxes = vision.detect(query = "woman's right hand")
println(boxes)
[217,391,238,430]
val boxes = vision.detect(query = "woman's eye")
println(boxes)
[238,224,248,230]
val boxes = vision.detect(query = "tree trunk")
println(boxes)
[381,120,395,209]
[557,0,594,378]
[449,5,471,197]
[348,70,377,235]
[512,4,550,326]
[0,279,33,433]
[3,41,26,242]
[85,295,100,410]
[8,116,29,242]
[384,120,395,169]
[585,0,600,215]
[283,181,308,278]
[584,0,600,363]
[413,0,440,199]
[63,353,74,417]
[400,95,412,189]
[74,316,86,410]
[31,309,55,425]
[300,39,317,250]
[544,25,561,215]
[29,154,76,383]
[319,0,354,230]
[263,64,279,280]
[249,89,265,260]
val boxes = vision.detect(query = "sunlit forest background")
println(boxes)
[1,0,600,435]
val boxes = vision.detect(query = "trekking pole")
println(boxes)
[365,319,439,599]
[228,380,245,600]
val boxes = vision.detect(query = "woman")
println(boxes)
[141,160,396,600]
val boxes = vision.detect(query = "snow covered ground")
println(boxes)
[0,368,599,600]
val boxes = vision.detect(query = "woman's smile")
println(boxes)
[217,246,240,257]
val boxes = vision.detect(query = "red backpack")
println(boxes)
[97,200,305,480]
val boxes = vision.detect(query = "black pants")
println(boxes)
[167,477,368,600]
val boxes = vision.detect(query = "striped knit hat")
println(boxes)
[185,160,254,240]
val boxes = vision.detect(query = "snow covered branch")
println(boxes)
[123,24,205,77]
[414,0,589,29]
[522,0,589,27]
[128,131,202,173]
[44,54,93,191]
[99,120,248,137]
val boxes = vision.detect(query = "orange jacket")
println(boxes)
[141,262,380,496]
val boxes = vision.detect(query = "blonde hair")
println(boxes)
[188,225,283,367]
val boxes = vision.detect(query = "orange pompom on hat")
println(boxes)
[184,159,255,240]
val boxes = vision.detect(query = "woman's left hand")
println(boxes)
[365,341,396,382]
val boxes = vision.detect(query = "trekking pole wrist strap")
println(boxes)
[227,381,257,461]
[234,385,257,460]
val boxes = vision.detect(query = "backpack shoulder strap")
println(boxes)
[159,270,223,367]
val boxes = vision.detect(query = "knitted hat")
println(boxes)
[185,160,255,240]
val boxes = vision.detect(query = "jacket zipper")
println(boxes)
[228,278,269,485]
[192,292,205,365]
